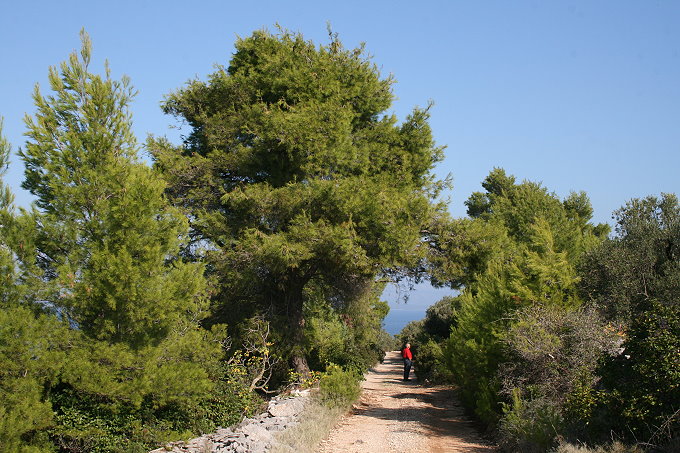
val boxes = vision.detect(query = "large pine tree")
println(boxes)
[150,28,445,374]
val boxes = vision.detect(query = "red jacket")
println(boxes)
[402,347,412,360]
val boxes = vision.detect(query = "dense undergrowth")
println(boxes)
[400,171,679,452]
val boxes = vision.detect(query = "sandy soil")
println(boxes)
[318,351,498,453]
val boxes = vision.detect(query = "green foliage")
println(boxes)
[0,121,61,453]
[581,194,680,445]
[412,339,452,382]
[305,281,391,373]
[318,365,362,409]
[47,346,264,453]
[439,170,606,428]
[596,300,680,444]
[620,301,680,423]
[0,117,23,309]
[306,315,347,366]
[195,357,264,430]
[422,296,458,341]
[395,295,458,383]
[499,388,563,452]
[444,261,510,422]
[498,305,618,448]
[0,30,246,452]
[428,169,607,293]
[426,213,512,290]
[0,307,69,452]
[464,169,608,258]
[50,389,171,453]
[580,194,680,324]
[150,27,445,375]
[43,326,224,452]
[397,319,426,347]
[21,30,209,348]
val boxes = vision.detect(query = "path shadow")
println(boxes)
[355,352,497,451]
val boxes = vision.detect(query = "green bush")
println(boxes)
[47,365,263,453]
[397,319,426,347]
[499,389,563,453]
[318,365,362,409]
[595,301,680,444]
[304,289,393,376]
[422,296,458,341]
[200,378,263,429]
[413,339,452,383]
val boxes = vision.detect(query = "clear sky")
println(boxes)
[2,1,679,333]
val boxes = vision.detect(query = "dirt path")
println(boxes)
[318,351,498,453]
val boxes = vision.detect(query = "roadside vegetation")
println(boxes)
[0,27,431,452]
[400,170,679,452]
[1,26,677,453]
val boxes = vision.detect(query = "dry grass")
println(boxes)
[553,440,643,453]
[270,398,346,453]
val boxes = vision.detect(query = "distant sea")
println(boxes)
[383,308,427,335]
[381,282,453,335]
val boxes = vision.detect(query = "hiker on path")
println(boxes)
[402,343,413,381]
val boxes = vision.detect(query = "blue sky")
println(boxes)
[2,1,679,333]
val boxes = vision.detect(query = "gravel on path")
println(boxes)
[318,351,498,453]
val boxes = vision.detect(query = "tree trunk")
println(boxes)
[286,277,311,380]
[292,354,310,380]
[290,299,311,379]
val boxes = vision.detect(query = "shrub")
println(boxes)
[318,365,362,409]
[596,301,680,444]
[413,339,452,383]
[422,296,458,341]
[397,319,426,348]
[497,305,618,449]
[499,389,563,452]
[48,379,263,453]
[199,379,263,430]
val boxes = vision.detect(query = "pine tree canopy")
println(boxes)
[149,28,446,373]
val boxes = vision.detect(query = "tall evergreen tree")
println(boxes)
[20,30,208,348]
[18,31,218,438]
[150,28,445,374]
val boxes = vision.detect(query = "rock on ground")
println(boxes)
[149,390,311,453]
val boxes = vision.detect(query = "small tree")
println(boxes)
[439,171,607,426]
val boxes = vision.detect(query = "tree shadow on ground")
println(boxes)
[355,353,497,451]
